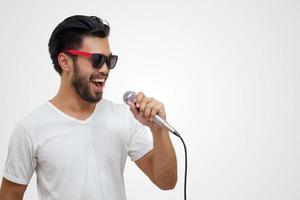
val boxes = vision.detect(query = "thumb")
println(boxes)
[127,101,139,117]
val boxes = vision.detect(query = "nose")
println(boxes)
[97,62,109,73]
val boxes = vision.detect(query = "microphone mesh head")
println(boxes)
[123,91,136,104]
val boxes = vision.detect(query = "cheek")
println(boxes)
[76,60,95,77]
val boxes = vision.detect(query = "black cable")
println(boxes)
[173,130,187,200]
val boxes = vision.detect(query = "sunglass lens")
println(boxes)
[107,55,118,69]
[91,54,106,68]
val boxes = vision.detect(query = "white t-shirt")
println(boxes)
[3,99,153,200]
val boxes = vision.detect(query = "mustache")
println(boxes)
[91,72,109,79]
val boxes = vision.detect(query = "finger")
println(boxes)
[139,97,154,115]
[135,92,145,108]
[128,101,139,117]
[144,101,156,119]
[150,103,162,120]
[127,101,136,110]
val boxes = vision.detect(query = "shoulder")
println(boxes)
[20,102,52,125]
[98,98,132,118]
[17,102,58,138]
[95,99,139,131]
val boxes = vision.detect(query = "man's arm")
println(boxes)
[128,92,178,190]
[0,178,27,200]
[135,128,177,190]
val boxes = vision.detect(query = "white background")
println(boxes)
[0,0,299,199]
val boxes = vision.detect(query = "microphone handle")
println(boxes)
[153,115,177,134]
[134,106,178,135]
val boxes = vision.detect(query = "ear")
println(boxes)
[58,53,73,73]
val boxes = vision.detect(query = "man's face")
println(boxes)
[70,36,112,103]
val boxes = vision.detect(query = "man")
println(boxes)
[0,15,177,200]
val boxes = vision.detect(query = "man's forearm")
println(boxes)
[0,178,26,200]
[151,127,177,190]
[0,189,24,200]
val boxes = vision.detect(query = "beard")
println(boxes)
[71,62,103,103]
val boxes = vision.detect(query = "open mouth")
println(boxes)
[90,72,108,91]
[91,78,105,89]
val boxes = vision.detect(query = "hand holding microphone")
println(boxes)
[123,91,178,135]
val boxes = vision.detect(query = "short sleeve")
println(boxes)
[127,114,153,161]
[2,123,37,185]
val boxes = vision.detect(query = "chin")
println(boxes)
[93,92,103,101]
[80,92,103,103]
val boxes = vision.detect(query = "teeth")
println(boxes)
[92,79,105,83]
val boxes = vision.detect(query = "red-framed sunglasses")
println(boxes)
[64,49,118,69]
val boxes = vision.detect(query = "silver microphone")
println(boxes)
[123,91,177,134]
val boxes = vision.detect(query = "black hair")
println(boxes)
[48,15,110,75]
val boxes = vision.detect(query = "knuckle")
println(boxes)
[138,92,145,98]
[145,97,152,103]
